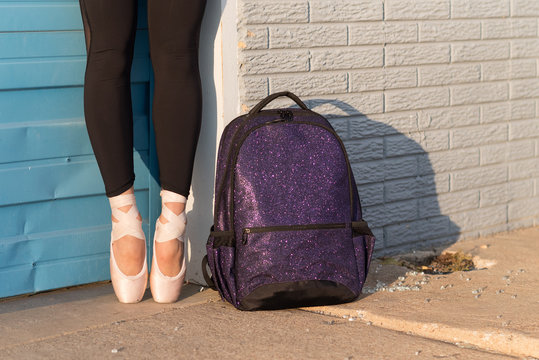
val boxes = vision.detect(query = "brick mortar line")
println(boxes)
[241,17,539,26]
[238,37,539,48]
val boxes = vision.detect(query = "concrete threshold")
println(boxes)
[0,281,219,351]
[299,226,539,358]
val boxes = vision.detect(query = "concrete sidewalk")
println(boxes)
[0,227,537,359]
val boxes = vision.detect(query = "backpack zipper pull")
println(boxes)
[278,109,293,122]
[242,228,250,244]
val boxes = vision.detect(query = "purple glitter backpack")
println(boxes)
[201,91,376,310]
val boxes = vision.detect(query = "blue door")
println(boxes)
[0,0,160,298]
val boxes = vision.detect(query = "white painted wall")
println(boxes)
[184,0,239,286]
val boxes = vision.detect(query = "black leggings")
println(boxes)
[78,0,207,199]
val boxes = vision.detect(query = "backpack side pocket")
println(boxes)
[206,225,238,306]
[351,220,376,293]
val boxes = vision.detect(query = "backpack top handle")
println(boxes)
[248,91,310,115]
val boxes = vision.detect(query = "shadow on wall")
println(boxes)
[292,97,462,257]
[135,0,222,283]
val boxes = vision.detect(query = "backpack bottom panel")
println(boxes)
[237,279,357,311]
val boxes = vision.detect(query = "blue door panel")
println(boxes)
[0,0,157,298]
[0,1,147,32]
[0,153,149,205]
[0,191,149,238]
[0,57,150,89]
[0,30,149,59]
[0,114,148,163]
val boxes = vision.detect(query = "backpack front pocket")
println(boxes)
[236,222,361,310]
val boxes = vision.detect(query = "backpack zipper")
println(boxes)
[242,222,347,244]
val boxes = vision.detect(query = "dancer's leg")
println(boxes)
[79,0,138,197]
[147,0,207,277]
[148,0,207,200]
[79,0,145,276]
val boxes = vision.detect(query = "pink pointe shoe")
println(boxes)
[108,193,148,303]
[150,189,187,303]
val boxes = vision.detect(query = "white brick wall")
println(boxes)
[236,0,539,254]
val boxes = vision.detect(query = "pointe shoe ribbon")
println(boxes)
[108,193,148,303]
[153,191,187,244]
[150,190,188,303]
[110,193,146,242]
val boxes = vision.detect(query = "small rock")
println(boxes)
[511,294,517,299]
[415,350,422,355]
[425,298,431,303]
[472,286,486,294]
[398,276,405,281]
[496,289,504,294]
[366,321,372,326]
[480,244,489,249]
[497,314,503,318]
[475,294,481,299]
[466,278,471,281]
[502,275,510,281]
[348,317,355,322]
